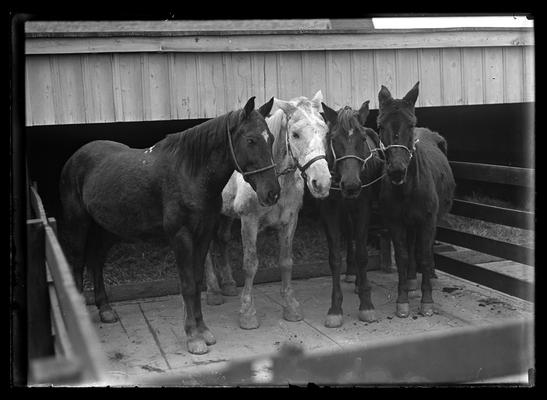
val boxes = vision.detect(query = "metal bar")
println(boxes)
[449,161,534,187]
[450,199,535,230]
[436,227,534,266]
[44,225,106,384]
[150,318,534,386]
[434,253,534,302]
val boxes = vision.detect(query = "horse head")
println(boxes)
[231,96,281,207]
[321,100,381,199]
[377,82,420,185]
[270,91,332,198]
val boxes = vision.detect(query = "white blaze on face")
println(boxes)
[261,130,269,143]
[348,129,354,137]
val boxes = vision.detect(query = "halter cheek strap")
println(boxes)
[275,116,327,179]
[329,134,386,191]
[226,119,277,178]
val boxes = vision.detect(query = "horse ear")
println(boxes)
[258,97,274,118]
[311,90,323,110]
[321,102,338,126]
[274,99,298,118]
[243,96,256,118]
[357,100,370,125]
[378,85,393,108]
[402,82,420,107]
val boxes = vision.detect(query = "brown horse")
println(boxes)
[376,82,455,318]
[318,101,385,327]
[59,97,280,354]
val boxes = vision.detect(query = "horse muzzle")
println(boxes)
[387,168,407,185]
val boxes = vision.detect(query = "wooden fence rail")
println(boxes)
[434,162,534,302]
[26,183,106,385]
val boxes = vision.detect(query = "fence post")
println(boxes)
[26,220,54,362]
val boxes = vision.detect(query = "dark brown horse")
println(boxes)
[59,97,280,354]
[318,101,385,327]
[376,82,455,318]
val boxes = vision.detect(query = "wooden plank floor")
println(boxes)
[88,270,533,386]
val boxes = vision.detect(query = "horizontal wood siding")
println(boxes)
[26,44,534,126]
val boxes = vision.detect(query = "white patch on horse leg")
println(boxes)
[239,219,260,329]
[278,219,302,322]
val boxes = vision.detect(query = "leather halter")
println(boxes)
[226,119,277,178]
[329,132,386,191]
[274,114,327,181]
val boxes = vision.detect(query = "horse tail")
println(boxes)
[58,154,92,291]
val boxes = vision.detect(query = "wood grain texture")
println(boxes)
[25,43,534,126]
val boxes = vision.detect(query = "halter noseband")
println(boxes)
[380,138,420,160]
[275,114,327,180]
[226,119,277,178]
[329,133,386,191]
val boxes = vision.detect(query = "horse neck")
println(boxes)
[170,112,237,190]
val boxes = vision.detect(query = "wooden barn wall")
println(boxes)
[25,46,534,126]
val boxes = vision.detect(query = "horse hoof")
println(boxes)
[239,313,260,330]
[396,303,410,318]
[325,314,343,328]
[200,330,217,346]
[420,303,434,317]
[344,274,356,283]
[221,283,239,297]
[99,308,118,323]
[283,307,303,322]
[187,338,209,354]
[359,309,378,322]
[206,291,224,306]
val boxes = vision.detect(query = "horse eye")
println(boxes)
[247,138,256,145]
[292,132,300,139]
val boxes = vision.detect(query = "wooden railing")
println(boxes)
[26,183,106,385]
[434,162,534,302]
[148,317,534,385]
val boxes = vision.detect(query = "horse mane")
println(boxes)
[267,109,288,161]
[338,106,363,134]
[159,111,239,175]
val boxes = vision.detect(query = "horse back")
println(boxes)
[414,128,455,218]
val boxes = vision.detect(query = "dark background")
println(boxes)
[26,102,535,219]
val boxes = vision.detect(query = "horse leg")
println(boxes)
[85,223,117,323]
[171,227,208,355]
[278,214,303,322]
[417,221,436,317]
[406,227,420,298]
[355,207,377,322]
[192,227,217,346]
[389,224,410,318]
[204,250,223,305]
[215,216,238,296]
[239,217,260,330]
[321,207,344,328]
[344,215,357,284]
